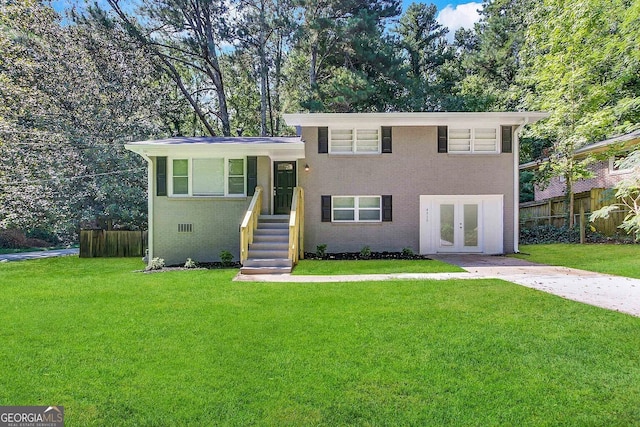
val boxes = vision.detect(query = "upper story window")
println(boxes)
[330,128,380,154]
[170,157,245,197]
[448,127,499,153]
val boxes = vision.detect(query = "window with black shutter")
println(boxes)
[437,126,448,153]
[318,127,329,153]
[501,126,513,153]
[321,195,332,222]
[156,157,167,196]
[381,127,392,153]
[246,156,258,196]
[382,195,392,222]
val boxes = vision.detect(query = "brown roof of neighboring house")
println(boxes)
[520,128,640,171]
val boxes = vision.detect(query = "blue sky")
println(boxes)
[406,1,483,37]
[51,0,483,37]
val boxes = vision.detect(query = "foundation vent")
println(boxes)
[178,223,193,233]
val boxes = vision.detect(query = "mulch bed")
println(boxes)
[303,252,431,261]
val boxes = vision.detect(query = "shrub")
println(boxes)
[0,229,28,249]
[401,247,415,258]
[184,258,197,268]
[147,257,165,271]
[219,250,234,267]
[316,244,327,259]
[359,245,372,260]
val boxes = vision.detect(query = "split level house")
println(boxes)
[125,112,548,273]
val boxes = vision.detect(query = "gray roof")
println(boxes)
[574,128,640,155]
[127,136,303,145]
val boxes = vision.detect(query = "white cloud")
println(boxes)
[436,2,482,40]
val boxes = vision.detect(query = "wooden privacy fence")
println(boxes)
[80,230,148,258]
[520,188,627,236]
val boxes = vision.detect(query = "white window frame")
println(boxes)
[449,126,500,154]
[329,128,381,154]
[169,157,246,197]
[609,155,632,175]
[331,195,382,223]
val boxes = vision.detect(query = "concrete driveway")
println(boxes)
[429,254,640,318]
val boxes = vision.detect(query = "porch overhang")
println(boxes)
[125,136,305,160]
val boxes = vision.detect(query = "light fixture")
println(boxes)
[304,163,310,172]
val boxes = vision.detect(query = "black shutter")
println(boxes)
[437,126,448,153]
[321,195,332,222]
[501,126,513,153]
[156,157,167,196]
[247,156,258,196]
[381,126,392,153]
[318,127,329,153]
[382,195,392,222]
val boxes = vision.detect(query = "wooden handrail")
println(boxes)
[240,186,263,264]
[288,187,304,264]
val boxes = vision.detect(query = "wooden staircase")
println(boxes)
[240,215,293,274]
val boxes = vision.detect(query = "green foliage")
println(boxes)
[590,150,640,241]
[401,247,414,258]
[316,243,327,259]
[359,245,372,260]
[219,250,234,267]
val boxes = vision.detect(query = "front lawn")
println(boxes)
[1,257,639,425]
[293,258,463,275]
[515,243,640,278]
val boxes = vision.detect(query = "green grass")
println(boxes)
[293,258,464,275]
[515,243,640,278]
[1,257,640,426]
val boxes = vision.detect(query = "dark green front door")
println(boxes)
[274,161,296,214]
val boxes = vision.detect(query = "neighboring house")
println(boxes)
[520,129,640,202]
[125,112,547,271]
[519,129,640,234]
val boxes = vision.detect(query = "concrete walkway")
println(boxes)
[235,254,640,317]
[0,248,79,262]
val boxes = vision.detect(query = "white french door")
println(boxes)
[420,195,503,254]
[437,200,481,252]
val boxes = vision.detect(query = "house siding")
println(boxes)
[149,155,271,265]
[534,159,632,201]
[299,126,517,254]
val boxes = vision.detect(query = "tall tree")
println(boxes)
[522,0,640,226]
[395,2,452,111]
[291,0,403,112]
[94,0,232,136]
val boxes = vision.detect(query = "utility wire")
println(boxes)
[0,167,145,187]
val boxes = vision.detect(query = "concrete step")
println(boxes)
[253,234,289,244]
[243,258,292,268]
[258,222,289,230]
[240,265,292,274]
[249,242,289,251]
[248,249,289,259]
[258,215,290,223]
[254,228,288,236]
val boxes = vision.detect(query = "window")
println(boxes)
[448,127,499,153]
[330,128,380,154]
[332,196,381,222]
[172,159,189,195]
[609,155,632,175]
[170,158,245,196]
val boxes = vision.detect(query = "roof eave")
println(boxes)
[283,112,550,127]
